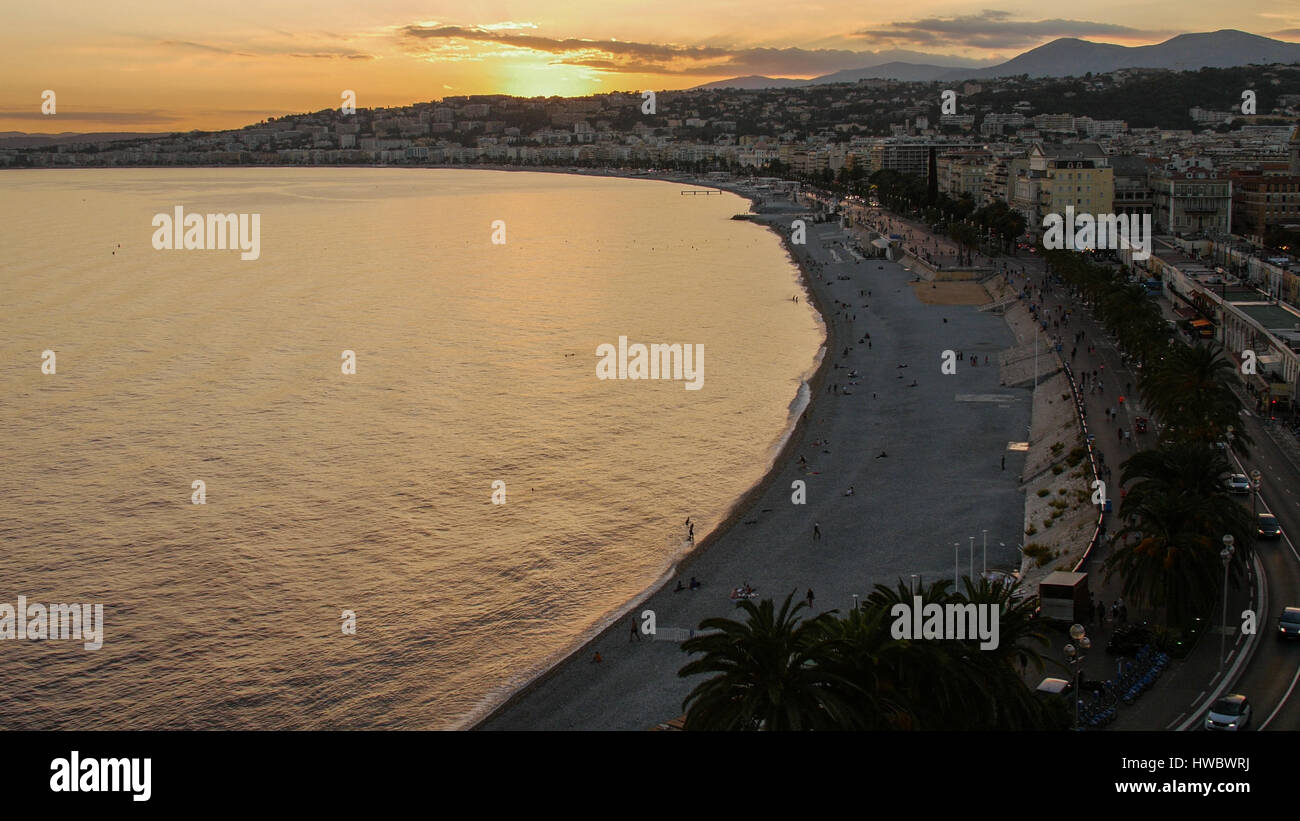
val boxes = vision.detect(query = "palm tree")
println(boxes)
[1141,342,1250,452]
[677,592,860,730]
[1106,442,1254,626]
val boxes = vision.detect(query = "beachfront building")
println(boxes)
[1154,249,1300,407]
[1010,143,1114,236]
[1110,155,1155,219]
[936,149,990,199]
[1151,163,1232,237]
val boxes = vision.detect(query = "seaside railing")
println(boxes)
[1061,358,1107,572]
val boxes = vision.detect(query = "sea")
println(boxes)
[0,168,823,728]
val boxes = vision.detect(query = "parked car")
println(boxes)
[1226,474,1251,494]
[1279,607,1300,640]
[1204,694,1251,731]
[1258,513,1283,540]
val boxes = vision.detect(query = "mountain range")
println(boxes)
[695,30,1300,90]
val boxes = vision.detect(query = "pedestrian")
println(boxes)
[1112,601,1119,621]
[630,620,641,643]
[1119,604,1128,623]
[1001,454,1006,470]
[813,522,821,541]
[806,589,815,608]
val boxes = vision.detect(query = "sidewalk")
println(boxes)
[881,212,1258,729]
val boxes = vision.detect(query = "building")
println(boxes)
[1110,155,1154,218]
[1011,143,1114,233]
[936,149,990,199]
[1151,164,1232,236]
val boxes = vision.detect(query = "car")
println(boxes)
[1258,513,1283,540]
[1204,694,1251,731]
[1226,474,1251,494]
[1279,607,1300,640]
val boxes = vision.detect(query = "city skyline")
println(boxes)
[3,1,1299,133]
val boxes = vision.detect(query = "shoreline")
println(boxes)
[465,177,837,729]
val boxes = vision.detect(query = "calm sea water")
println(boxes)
[0,168,823,729]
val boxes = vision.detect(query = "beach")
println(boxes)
[478,187,1034,730]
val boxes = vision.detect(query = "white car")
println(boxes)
[1204,694,1251,731]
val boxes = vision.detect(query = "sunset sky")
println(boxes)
[3,1,1299,133]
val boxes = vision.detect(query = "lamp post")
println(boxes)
[910,574,919,596]
[1250,469,1262,518]
[982,529,989,575]
[1220,535,1235,671]
[1064,623,1092,728]
[969,536,975,582]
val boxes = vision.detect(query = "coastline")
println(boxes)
[464,177,838,729]
[477,174,1032,730]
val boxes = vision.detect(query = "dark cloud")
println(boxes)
[853,10,1157,50]
[401,25,994,77]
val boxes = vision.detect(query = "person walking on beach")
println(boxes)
[813,522,822,541]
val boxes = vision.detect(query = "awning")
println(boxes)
[871,238,891,250]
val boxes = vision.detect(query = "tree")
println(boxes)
[1141,342,1251,452]
[1105,442,1254,626]
[678,593,860,730]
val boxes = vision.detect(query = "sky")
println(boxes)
[2,0,1298,133]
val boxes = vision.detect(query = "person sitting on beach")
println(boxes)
[591,652,603,664]
[689,577,701,590]
[675,580,685,592]
[844,486,855,496]
[876,451,888,459]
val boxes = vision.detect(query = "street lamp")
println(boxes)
[954,542,960,587]
[982,529,989,574]
[1220,535,1235,671]
[1250,469,1262,518]
[1065,623,1092,728]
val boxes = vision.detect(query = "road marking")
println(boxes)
[956,394,1018,403]
[1261,661,1300,730]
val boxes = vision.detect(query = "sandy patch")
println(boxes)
[911,280,991,305]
